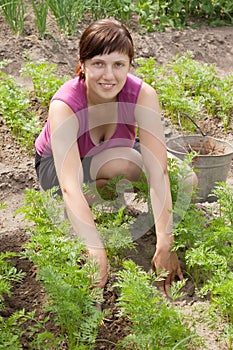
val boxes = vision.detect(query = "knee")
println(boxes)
[185,170,198,192]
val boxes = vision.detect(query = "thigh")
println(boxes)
[90,147,143,182]
[35,153,94,195]
[36,154,62,195]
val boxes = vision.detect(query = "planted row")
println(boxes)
[1,54,232,152]
[136,52,233,129]
[0,0,232,37]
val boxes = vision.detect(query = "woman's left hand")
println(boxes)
[152,247,184,297]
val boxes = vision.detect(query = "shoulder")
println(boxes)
[51,77,86,112]
[137,81,160,112]
[118,73,143,103]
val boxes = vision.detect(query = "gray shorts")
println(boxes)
[35,140,141,195]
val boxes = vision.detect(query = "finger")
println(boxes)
[176,266,184,281]
[165,281,170,297]
[164,272,175,297]
[157,280,166,297]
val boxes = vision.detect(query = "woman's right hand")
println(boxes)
[88,247,108,288]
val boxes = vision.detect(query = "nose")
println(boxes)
[103,65,114,80]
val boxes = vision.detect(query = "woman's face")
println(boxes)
[83,51,130,105]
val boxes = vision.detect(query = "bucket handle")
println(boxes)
[178,113,206,137]
[177,113,207,154]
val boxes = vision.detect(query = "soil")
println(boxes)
[0,8,233,350]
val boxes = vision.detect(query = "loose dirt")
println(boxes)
[0,9,233,349]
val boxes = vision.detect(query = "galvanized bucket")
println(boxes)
[166,135,233,202]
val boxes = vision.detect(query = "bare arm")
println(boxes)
[49,100,108,287]
[135,82,183,295]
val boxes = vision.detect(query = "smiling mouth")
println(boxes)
[99,83,115,90]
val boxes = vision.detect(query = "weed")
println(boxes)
[0,202,7,210]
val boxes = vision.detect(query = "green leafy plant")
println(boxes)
[30,0,49,38]
[0,60,40,149]
[0,310,34,350]
[211,182,233,225]
[0,0,26,34]
[0,252,25,310]
[135,0,233,31]
[95,206,137,267]
[17,187,104,349]
[83,179,137,268]
[20,60,70,108]
[136,52,233,129]
[0,202,7,210]
[86,0,134,22]
[48,0,86,36]
[114,260,199,349]
[0,253,49,349]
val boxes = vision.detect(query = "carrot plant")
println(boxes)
[0,252,40,349]
[95,206,137,268]
[0,60,40,150]
[83,177,137,268]
[20,60,70,108]
[136,52,233,129]
[17,187,105,349]
[114,260,199,349]
[0,252,25,310]
[173,180,233,345]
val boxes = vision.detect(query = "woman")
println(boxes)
[35,18,187,296]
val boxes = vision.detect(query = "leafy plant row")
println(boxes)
[1,53,232,152]
[1,156,233,348]
[136,52,233,129]
[0,0,232,37]
[0,183,200,349]
[0,59,68,150]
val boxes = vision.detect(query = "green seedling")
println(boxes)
[0,0,26,34]
[0,60,40,150]
[0,252,25,310]
[48,0,86,36]
[114,260,199,349]
[17,187,105,349]
[0,202,7,210]
[20,60,70,108]
[136,52,233,129]
[30,0,49,38]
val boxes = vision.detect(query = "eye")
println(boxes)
[93,61,104,68]
[114,62,124,68]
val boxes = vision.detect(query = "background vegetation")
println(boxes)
[0,0,232,37]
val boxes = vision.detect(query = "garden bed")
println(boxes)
[0,8,233,349]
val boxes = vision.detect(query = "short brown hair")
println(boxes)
[76,18,134,78]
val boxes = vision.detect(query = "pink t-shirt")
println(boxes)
[35,73,143,158]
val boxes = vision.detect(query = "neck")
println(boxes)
[87,94,117,106]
